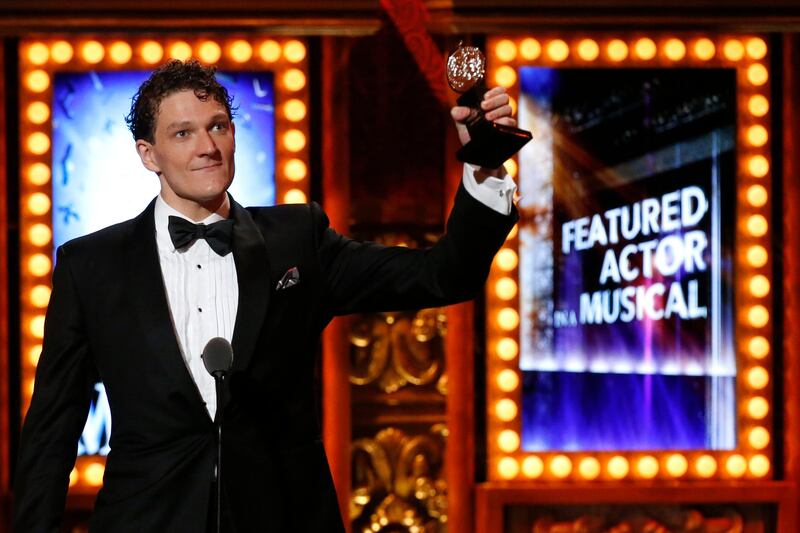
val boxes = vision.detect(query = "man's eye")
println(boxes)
[212,122,227,131]
[175,130,188,138]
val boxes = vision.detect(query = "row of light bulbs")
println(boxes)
[486,34,774,481]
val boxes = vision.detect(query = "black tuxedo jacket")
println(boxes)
[13,184,517,532]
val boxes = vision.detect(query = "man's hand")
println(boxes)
[450,86,516,146]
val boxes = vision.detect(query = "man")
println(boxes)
[14,60,518,532]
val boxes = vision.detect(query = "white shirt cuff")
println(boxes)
[461,163,517,216]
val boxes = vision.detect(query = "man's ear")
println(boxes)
[135,139,161,174]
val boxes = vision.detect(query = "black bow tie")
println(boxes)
[167,216,235,256]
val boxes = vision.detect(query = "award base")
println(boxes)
[456,119,532,169]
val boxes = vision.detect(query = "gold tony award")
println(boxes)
[447,43,532,169]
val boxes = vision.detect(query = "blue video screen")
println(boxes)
[516,68,737,451]
[51,70,277,455]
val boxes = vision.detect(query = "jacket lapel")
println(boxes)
[229,198,271,374]
[125,199,211,422]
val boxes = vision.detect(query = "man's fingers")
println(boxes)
[485,105,513,122]
[483,86,507,100]
[481,93,510,113]
[451,106,471,122]
[492,117,517,128]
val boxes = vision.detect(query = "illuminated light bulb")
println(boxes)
[606,39,628,62]
[283,40,307,63]
[140,41,164,64]
[748,95,769,117]
[30,315,45,338]
[634,38,656,60]
[665,454,688,477]
[198,41,222,64]
[497,457,519,479]
[664,38,686,61]
[498,430,520,453]
[84,462,105,487]
[723,39,745,61]
[283,69,306,91]
[496,369,520,392]
[521,456,544,478]
[748,336,770,359]
[748,275,770,298]
[746,37,768,60]
[28,253,52,276]
[284,159,307,182]
[495,248,518,271]
[497,308,520,331]
[258,40,282,63]
[283,99,307,122]
[748,155,769,178]
[28,163,51,185]
[637,456,659,479]
[607,456,629,479]
[496,337,519,361]
[746,125,768,147]
[746,245,768,268]
[28,223,52,246]
[747,64,769,86]
[693,38,716,60]
[495,39,517,62]
[229,40,253,63]
[546,40,569,62]
[495,398,518,421]
[746,184,768,207]
[695,455,717,478]
[26,69,50,92]
[283,129,306,152]
[748,396,769,419]
[81,41,105,64]
[169,41,192,61]
[577,39,599,61]
[726,454,747,477]
[504,158,518,178]
[27,132,51,155]
[507,224,518,240]
[30,285,51,308]
[549,455,572,478]
[27,42,49,65]
[748,426,770,449]
[283,189,307,204]
[109,41,132,64]
[746,304,769,327]
[494,66,517,88]
[495,277,518,300]
[747,366,769,389]
[578,457,600,480]
[519,38,541,60]
[28,344,42,366]
[746,214,768,237]
[27,192,52,215]
[50,41,73,64]
[69,467,78,487]
[26,101,50,125]
[749,454,770,477]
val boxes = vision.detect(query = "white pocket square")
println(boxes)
[276,267,300,290]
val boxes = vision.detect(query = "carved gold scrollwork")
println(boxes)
[349,309,446,392]
[532,507,745,533]
[351,427,447,532]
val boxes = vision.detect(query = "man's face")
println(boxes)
[136,90,235,213]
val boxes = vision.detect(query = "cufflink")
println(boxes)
[276,267,300,290]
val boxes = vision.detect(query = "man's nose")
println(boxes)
[196,129,219,156]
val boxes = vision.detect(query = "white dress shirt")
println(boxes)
[151,164,515,419]
[154,196,238,419]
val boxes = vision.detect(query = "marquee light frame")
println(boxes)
[19,35,311,493]
[485,34,773,482]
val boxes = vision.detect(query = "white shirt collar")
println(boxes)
[154,195,228,253]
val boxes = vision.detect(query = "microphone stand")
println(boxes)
[213,371,226,533]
